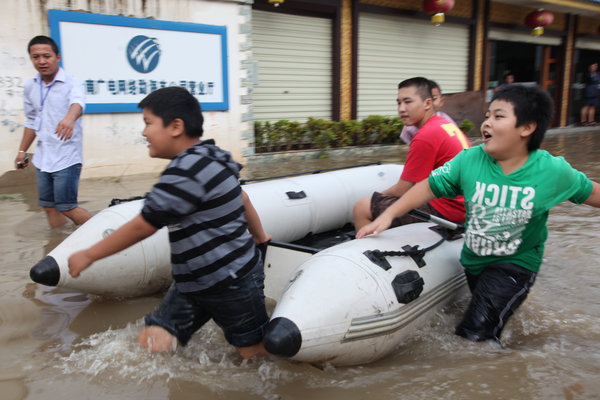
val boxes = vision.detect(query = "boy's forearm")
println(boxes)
[583,181,600,208]
[242,190,271,244]
[18,128,36,152]
[382,179,415,198]
[86,215,158,261]
[381,179,436,220]
[65,103,83,121]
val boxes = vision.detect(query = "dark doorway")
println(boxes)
[489,40,542,87]
[571,49,600,125]
[488,40,561,125]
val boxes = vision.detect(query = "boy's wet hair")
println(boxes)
[28,35,59,55]
[398,77,433,100]
[138,87,204,138]
[492,85,553,151]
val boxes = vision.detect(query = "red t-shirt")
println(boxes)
[400,114,470,222]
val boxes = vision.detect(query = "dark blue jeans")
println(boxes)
[145,262,269,347]
[455,263,536,342]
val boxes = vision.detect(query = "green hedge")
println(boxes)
[254,116,475,153]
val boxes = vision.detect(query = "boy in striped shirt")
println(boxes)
[68,87,269,359]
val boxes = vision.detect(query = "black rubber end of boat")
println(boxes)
[30,255,60,286]
[263,317,302,358]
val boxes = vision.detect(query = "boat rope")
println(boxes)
[364,225,463,270]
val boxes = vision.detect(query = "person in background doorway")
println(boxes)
[580,62,599,126]
[14,35,92,228]
[495,72,515,93]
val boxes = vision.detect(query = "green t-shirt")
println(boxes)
[429,145,593,274]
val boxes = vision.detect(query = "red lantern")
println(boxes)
[422,0,455,26]
[525,9,554,36]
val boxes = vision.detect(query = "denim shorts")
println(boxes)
[36,163,82,212]
[144,262,269,348]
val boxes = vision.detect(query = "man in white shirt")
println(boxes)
[14,35,91,228]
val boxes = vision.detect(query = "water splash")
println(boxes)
[57,320,300,398]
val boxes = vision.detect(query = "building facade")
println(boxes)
[250,0,600,128]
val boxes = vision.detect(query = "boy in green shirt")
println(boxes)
[356,85,600,342]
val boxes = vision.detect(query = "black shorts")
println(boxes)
[455,263,536,342]
[144,262,269,348]
[584,96,598,107]
[370,192,445,228]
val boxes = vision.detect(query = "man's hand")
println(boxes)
[55,116,76,141]
[356,214,393,239]
[14,152,29,169]
[68,249,95,278]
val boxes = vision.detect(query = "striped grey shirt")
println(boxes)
[141,140,258,293]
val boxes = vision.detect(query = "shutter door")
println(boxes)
[576,38,600,51]
[357,12,469,120]
[252,10,332,122]
[489,28,562,46]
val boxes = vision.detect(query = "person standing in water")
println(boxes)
[15,35,92,228]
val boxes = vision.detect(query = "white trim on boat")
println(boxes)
[343,273,466,341]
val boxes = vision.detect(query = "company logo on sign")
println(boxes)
[126,35,160,73]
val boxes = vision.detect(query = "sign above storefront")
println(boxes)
[48,10,229,113]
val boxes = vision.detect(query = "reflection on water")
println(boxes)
[1,130,599,399]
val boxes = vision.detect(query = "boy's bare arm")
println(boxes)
[68,214,158,277]
[356,179,436,238]
[381,178,415,198]
[583,181,600,208]
[242,190,271,245]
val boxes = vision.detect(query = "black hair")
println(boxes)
[138,86,204,138]
[28,35,59,55]
[491,84,553,151]
[503,72,515,81]
[398,77,433,100]
[429,79,442,93]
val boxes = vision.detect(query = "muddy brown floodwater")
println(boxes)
[1,130,599,400]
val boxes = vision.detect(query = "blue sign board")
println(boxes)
[49,10,229,113]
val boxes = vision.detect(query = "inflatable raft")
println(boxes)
[29,163,466,365]
[30,163,403,297]
[262,222,465,366]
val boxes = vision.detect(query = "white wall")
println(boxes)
[1,0,252,179]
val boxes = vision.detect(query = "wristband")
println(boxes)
[18,150,25,153]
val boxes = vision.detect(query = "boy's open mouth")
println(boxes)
[482,131,492,140]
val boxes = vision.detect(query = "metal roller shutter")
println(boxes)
[357,12,469,120]
[489,28,562,46]
[575,38,600,51]
[252,10,332,122]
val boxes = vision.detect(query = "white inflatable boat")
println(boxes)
[30,163,402,297]
[262,221,465,366]
[29,163,466,365]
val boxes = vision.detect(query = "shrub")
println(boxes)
[253,116,473,153]
[459,119,475,135]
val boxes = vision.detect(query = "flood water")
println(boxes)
[1,130,599,400]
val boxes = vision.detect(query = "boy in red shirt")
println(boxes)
[353,77,470,230]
